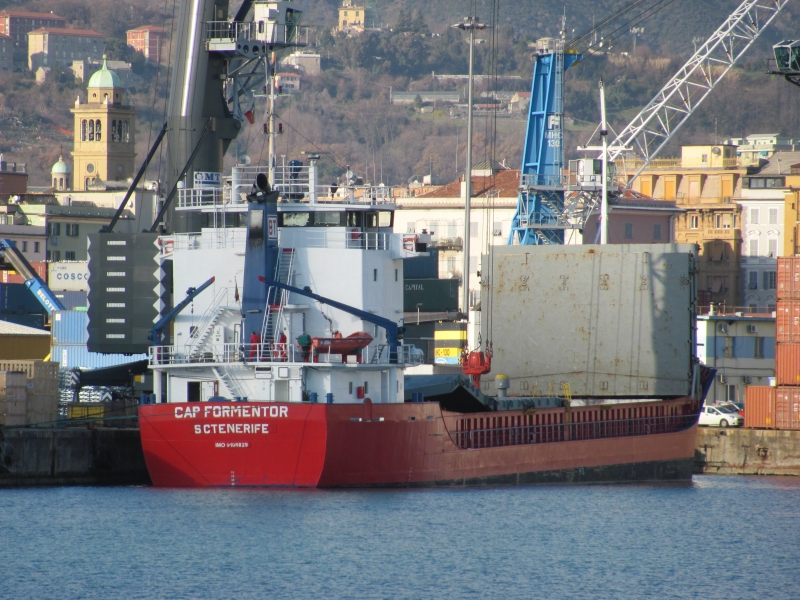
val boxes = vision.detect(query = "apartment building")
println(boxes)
[27,28,104,71]
[126,25,167,63]
[0,9,65,68]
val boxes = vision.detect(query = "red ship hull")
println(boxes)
[139,396,701,488]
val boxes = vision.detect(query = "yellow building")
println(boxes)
[27,27,104,71]
[622,144,745,309]
[70,58,137,191]
[338,1,366,31]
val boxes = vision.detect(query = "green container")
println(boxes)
[403,279,459,312]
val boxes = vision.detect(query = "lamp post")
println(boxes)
[452,16,488,315]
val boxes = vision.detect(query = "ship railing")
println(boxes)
[278,229,391,250]
[205,21,255,42]
[451,412,698,450]
[176,188,227,210]
[173,230,247,251]
[149,342,416,366]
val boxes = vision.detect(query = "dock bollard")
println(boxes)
[310,392,318,403]
[326,393,334,404]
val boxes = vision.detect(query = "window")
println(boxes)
[111,119,117,142]
[470,221,478,238]
[689,215,699,229]
[51,250,61,262]
[653,223,662,240]
[769,208,779,225]
[715,214,723,229]
[406,222,416,234]
[81,119,87,141]
[493,221,503,237]
[65,251,76,260]
[34,242,39,253]
[95,120,101,141]
[725,384,738,403]
[750,208,759,225]
[754,337,765,359]
[749,239,758,257]
[88,120,94,141]
[748,271,758,290]
[624,223,633,239]
[768,239,777,258]
[51,223,61,236]
[763,271,776,290]
[724,337,734,358]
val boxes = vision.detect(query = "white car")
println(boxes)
[699,405,744,428]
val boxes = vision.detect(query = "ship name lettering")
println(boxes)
[193,423,270,434]
[202,405,288,419]
[175,405,201,419]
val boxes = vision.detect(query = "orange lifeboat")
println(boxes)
[311,331,374,363]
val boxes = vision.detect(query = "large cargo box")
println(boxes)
[27,392,59,425]
[744,386,775,428]
[0,283,45,315]
[53,291,88,310]
[0,371,27,388]
[51,310,89,345]
[52,345,147,370]
[775,387,800,430]
[481,244,696,397]
[776,300,800,343]
[48,261,89,291]
[0,313,46,329]
[403,278,459,312]
[775,343,800,386]
[403,248,439,279]
[0,360,59,380]
[1,261,47,284]
[67,401,138,426]
[1,398,27,415]
[778,256,800,300]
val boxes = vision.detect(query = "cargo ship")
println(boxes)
[137,161,711,487]
[135,0,711,487]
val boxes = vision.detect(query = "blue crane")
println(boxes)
[0,239,65,314]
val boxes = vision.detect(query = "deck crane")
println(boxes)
[509,0,789,245]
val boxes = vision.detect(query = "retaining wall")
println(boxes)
[695,427,800,476]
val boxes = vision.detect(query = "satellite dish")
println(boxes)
[239,155,252,165]
[712,147,722,155]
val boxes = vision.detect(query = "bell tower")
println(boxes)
[70,57,137,190]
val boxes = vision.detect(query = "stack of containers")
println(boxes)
[752,256,800,429]
[0,371,28,426]
[51,310,147,369]
[0,362,61,425]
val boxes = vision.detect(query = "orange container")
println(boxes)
[776,300,800,343]
[744,386,775,429]
[1,262,48,284]
[778,256,800,300]
[775,343,800,386]
[775,387,800,430]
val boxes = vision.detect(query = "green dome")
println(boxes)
[88,57,123,89]
[51,156,71,174]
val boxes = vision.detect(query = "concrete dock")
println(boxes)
[0,427,150,486]
[694,427,800,476]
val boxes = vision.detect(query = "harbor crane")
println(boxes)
[509,0,790,245]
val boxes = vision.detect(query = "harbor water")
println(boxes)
[1,475,798,599]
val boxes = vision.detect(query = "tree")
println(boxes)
[413,94,423,110]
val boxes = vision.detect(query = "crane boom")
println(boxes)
[608,0,789,184]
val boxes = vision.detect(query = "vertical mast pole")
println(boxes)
[268,52,276,185]
[600,79,609,245]
[462,20,475,314]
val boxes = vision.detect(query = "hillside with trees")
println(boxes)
[2,0,800,186]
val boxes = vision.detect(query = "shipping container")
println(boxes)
[482,244,696,398]
[53,291,88,310]
[775,387,800,430]
[403,248,439,279]
[403,278,460,312]
[776,300,800,343]
[0,332,50,360]
[1,261,47,284]
[0,284,45,315]
[775,343,800,386]
[48,261,89,291]
[778,256,800,300]
[745,386,775,428]
[67,401,138,426]
[52,345,147,370]
[0,313,46,329]
[51,310,89,345]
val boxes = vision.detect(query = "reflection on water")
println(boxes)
[1,475,799,599]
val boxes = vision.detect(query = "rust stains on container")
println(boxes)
[778,256,800,300]
[775,387,800,430]
[745,386,775,429]
[776,300,800,343]
[775,343,800,386]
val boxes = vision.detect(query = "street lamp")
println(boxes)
[452,16,489,315]
[416,302,423,325]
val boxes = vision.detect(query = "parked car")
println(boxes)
[719,402,745,417]
[699,405,743,428]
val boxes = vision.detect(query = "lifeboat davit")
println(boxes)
[311,331,374,363]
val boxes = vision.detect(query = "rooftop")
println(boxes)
[0,320,49,336]
[127,25,167,33]
[0,10,66,20]
[417,169,520,199]
[753,151,800,176]
[28,27,105,37]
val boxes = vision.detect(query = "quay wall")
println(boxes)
[694,428,800,476]
[0,427,151,486]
